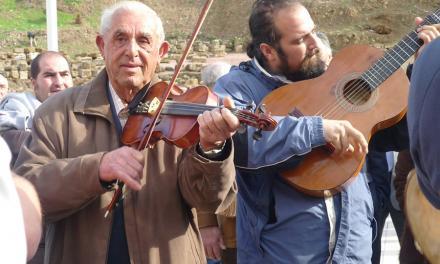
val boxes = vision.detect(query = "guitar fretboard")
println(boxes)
[362,9,440,88]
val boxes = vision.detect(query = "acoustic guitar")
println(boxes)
[260,8,440,197]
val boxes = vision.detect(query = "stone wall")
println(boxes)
[1,37,245,92]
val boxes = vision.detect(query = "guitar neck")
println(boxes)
[362,8,440,89]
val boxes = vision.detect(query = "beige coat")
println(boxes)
[14,70,236,264]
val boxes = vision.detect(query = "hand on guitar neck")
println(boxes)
[414,17,440,58]
[322,119,368,155]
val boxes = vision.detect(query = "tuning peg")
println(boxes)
[258,104,267,114]
[253,129,263,140]
[246,101,255,111]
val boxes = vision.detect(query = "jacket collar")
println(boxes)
[252,58,293,84]
[73,69,113,122]
[72,69,162,123]
[236,59,286,91]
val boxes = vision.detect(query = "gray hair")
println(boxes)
[99,1,165,42]
[201,62,232,88]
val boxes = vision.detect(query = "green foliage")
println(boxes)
[64,0,82,6]
[0,0,77,31]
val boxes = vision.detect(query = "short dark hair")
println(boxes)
[30,51,70,79]
[247,0,301,65]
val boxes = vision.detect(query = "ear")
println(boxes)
[158,41,170,61]
[259,43,278,64]
[96,35,105,58]
[31,79,36,89]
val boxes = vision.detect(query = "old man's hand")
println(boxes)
[197,97,240,151]
[99,146,145,191]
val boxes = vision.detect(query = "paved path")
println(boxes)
[206,53,249,66]
[380,216,400,264]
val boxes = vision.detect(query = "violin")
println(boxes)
[121,81,277,149]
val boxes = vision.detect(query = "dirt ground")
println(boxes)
[2,0,439,54]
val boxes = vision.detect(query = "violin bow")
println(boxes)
[105,0,215,217]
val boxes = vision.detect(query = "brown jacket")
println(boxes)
[14,70,236,264]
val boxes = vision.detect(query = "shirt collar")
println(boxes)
[108,82,127,114]
[253,57,293,84]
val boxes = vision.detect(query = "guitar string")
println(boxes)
[320,29,420,118]
[315,28,423,120]
[314,12,438,119]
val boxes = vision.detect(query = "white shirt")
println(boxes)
[0,137,27,263]
[108,82,128,126]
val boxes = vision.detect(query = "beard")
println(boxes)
[277,46,328,82]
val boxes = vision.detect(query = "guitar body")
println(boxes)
[261,45,409,196]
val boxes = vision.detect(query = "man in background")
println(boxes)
[0,51,73,166]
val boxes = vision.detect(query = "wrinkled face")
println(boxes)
[33,55,73,102]
[96,9,169,103]
[271,5,329,81]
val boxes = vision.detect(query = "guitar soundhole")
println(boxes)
[343,78,372,105]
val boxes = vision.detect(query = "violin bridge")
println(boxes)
[148,97,161,114]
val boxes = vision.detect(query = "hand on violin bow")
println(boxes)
[99,146,145,191]
[197,97,240,151]
[322,119,368,155]
[415,17,440,58]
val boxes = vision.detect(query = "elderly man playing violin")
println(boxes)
[14,1,240,264]
[214,0,440,263]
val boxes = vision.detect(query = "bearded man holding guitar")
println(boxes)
[214,0,440,263]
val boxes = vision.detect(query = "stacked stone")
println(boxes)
[0,37,238,91]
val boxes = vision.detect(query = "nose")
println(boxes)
[53,73,69,89]
[54,74,63,86]
[126,39,140,58]
[307,33,320,55]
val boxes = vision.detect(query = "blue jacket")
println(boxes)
[214,59,408,264]
[408,38,440,209]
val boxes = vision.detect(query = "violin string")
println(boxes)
[161,102,262,124]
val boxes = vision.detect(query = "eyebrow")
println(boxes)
[113,29,154,39]
[42,70,70,75]
[298,25,317,38]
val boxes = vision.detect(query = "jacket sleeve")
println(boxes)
[214,76,326,171]
[177,139,237,213]
[0,97,33,131]
[14,113,107,223]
